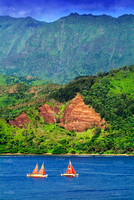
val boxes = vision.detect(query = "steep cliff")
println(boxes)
[39,103,60,123]
[9,112,30,128]
[60,93,105,131]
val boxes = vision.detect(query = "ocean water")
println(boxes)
[0,155,134,200]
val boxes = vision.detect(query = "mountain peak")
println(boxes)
[0,14,134,84]
[60,93,105,132]
[117,14,134,23]
[69,12,80,17]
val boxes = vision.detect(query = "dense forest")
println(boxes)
[0,14,134,83]
[0,65,134,154]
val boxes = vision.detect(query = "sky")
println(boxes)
[0,0,134,22]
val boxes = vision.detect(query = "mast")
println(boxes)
[44,167,46,175]
[66,160,76,174]
[38,163,47,175]
[66,160,72,174]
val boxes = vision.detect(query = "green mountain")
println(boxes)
[0,14,134,84]
[0,74,47,86]
[0,65,133,155]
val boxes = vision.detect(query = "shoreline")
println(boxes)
[0,153,133,156]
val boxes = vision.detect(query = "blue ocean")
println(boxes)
[0,155,134,200]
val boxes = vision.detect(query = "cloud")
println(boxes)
[115,6,125,11]
[17,10,30,17]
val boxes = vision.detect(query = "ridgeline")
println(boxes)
[0,14,134,83]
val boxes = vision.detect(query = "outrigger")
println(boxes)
[61,160,79,177]
[27,163,48,178]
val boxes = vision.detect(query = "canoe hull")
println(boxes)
[61,173,79,177]
[27,173,48,178]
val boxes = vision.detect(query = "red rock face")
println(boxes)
[29,90,35,93]
[60,93,105,132]
[9,90,14,93]
[39,103,60,123]
[9,112,30,128]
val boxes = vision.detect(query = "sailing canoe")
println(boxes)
[61,160,79,177]
[27,163,48,178]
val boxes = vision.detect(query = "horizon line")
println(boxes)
[0,12,134,23]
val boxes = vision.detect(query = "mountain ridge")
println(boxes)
[1,13,134,22]
[0,14,134,83]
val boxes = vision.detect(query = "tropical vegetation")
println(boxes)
[0,14,134,83]
[0,65,133,154]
